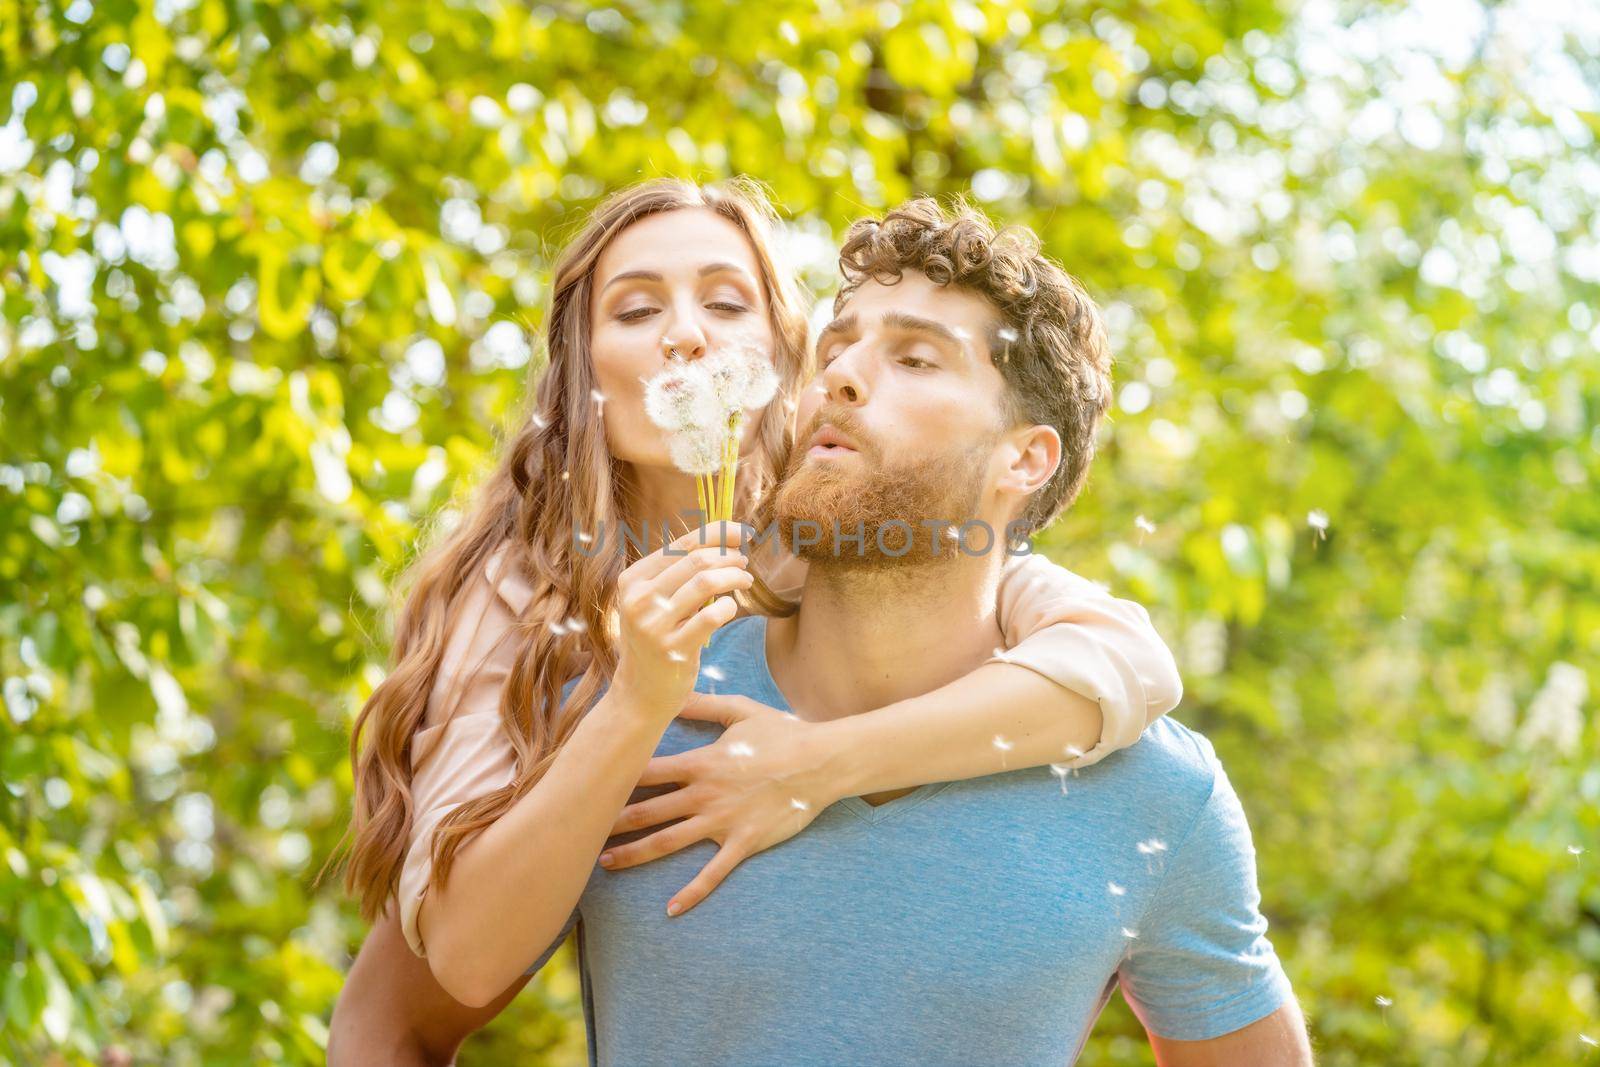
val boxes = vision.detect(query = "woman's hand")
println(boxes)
[611,522,753,723]
[598,695,842,915]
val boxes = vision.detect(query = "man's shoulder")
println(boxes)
[1082,716,1226,814]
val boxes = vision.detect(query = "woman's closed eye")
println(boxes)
[617,301,748,324]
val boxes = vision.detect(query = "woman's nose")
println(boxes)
[663,303,709,360]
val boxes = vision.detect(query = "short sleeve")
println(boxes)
[1116,764,1294,1041]
[397,544,531,958]
[989,551,1184,768]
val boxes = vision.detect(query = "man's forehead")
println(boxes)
[830,277,999,353]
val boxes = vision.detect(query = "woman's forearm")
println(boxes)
[417,684,667,1007]
[813,663,1103,803]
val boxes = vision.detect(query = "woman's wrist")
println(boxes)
[803,716,870,807]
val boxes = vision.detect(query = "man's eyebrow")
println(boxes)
[600,262,756,295]
[816,313,858,344]
[880,310,967,355]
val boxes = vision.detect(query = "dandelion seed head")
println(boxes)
[992,734,1013,752]
[1375,995,1392,1008]
[789,797,810,812]
[1569,845,1585,856]
[1121,927,1139,939]
[1135,514,1157,534]
[667,428,724,475]
[576,530,593,544]
[564,616,586,633]
[1062,744,1084,759]
[666,650,686,663]
[561,470,570,481]
[1107,881,1126,896]
[1137,839,1168,855]
[702,665,726,682]
[997,327,1019,343]
[1581,1033,1598,1048]
[1307,508,1329,531]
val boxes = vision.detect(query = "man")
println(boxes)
[330,199,1313,1065]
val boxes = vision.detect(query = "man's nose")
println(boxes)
[819,346,867,405]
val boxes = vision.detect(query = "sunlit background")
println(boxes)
[2,0,1596,1063]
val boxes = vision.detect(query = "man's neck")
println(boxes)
[765,554,1005,725]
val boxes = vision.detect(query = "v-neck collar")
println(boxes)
[730,617,954,826]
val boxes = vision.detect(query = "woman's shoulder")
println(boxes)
[416,541,530,737]
[483,539,536,615]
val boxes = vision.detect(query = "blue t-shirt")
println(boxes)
[532,616,1292,1066]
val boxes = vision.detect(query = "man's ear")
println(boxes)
[993,423,1061,504]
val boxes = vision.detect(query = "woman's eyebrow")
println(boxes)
[600,262,755,295]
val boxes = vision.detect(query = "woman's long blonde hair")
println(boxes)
[332,177,810,922]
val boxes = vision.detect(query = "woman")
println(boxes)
[329,177,1181,1056]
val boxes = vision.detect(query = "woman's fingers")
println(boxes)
[658,564,753,625]
[597,816,710,871]
[672,594,741,649]
[666,841,748,917]
[677,693,783,726]
[637,751,698,787]
[609,787,698,836]
[625,521,746,583]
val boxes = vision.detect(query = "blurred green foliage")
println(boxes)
[2,0,1596,1063]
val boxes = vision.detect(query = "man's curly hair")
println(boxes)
[833,197,1114,535]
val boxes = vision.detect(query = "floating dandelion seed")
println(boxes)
[702,665,726,682]
[1568,845,1584,857]
[590,388,608,411]
[1374,995,1392,1008]
[1307,508,1329,541]
[789,797,810,812]
[531,413,549,430]
[1581,1033,1598,1048]
[666,651,686,663]
[728,741,755,758]
[944,525,960,541]
[564,616,586,633]
[1121,927,1139,939]
[1107,882,1126,897]
[1062,744,1084,760]
[997,326,1018,364]
[1049,764,1072,795]
[1137,837,1169,874]
[561,470,570,481]
[1135,514,1156,535]
[992,735,1014,752]
[548,620,567,635]
[576,530,593,544]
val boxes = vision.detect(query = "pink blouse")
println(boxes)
[397,540,1183,957]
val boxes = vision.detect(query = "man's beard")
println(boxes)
[770,421,996,570]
